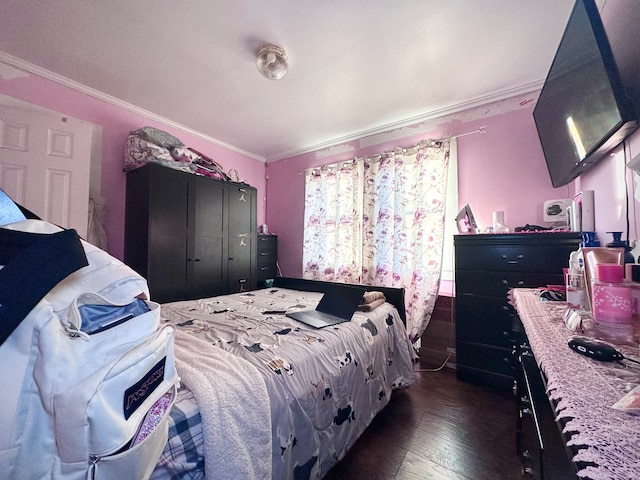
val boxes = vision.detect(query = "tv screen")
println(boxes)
[533,0,638,188]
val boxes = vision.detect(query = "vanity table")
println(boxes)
[512,288,640,480]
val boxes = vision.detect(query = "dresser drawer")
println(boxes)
[257,234,277,250]
[257,249,277,265]
[457,342,516,376]
[257,264,278,280]
[519,352,577,479]
[456,245,573,273]
[456,271,564,296]
[456,294,514,347]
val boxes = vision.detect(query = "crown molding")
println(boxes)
[265,81,543,162]
[0,51,266,163]
[2,51,542,165]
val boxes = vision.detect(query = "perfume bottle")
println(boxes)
[566,250,588,312]
[606,231,635,264]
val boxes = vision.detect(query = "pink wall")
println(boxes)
[456,109,576,229]
[578,127,640,248]
[266,101,570,278]
[0,72,266,260]
[4,69,637,275]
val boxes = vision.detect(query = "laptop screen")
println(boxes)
[316,284,366,320]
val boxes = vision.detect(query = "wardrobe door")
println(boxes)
[187,174,227,299]
[147,168,189,303]
[227,184,257,292]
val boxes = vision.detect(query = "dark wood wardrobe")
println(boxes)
[124,163,257,303]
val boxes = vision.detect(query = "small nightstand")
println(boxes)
[257,234,278,288]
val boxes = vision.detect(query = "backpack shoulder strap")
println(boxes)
[0,228,88,346]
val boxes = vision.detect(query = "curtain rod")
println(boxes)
[426,125,487,144]
[452,125,487,139]
[300,126,487,175]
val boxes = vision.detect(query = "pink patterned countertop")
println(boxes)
[512,288,640,480]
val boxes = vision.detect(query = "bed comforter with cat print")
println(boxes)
[152,287,415,480]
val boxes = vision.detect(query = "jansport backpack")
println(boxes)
[0,219,178,480]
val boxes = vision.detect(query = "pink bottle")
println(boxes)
[628,264,640,343]
[592,263,634,344]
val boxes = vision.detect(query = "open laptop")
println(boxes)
[286,284,366,329]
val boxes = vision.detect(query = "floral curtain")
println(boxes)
[302,139,451,342]
[302,160,364,283]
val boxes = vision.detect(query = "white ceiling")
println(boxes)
[0,0,577,162]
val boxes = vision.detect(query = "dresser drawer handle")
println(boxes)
[501,254,524,264]
[501,279,525,286]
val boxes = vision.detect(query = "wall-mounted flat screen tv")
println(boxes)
[533,0,638,188]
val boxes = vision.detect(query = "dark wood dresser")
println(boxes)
[512,288,640,480]
[256,234,278,288]
[516,339,577,479]
[454,232,581,390]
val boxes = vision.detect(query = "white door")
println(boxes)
[0,104,92,238]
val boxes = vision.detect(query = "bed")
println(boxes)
[0,193,414,480]
[151,277,416,480]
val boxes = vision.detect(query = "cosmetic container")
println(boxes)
[566,250,588,312]
[592,263,634,344]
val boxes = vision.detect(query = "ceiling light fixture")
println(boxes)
[256,44,288,80]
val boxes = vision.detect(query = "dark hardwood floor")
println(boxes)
[324,362,523,480]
